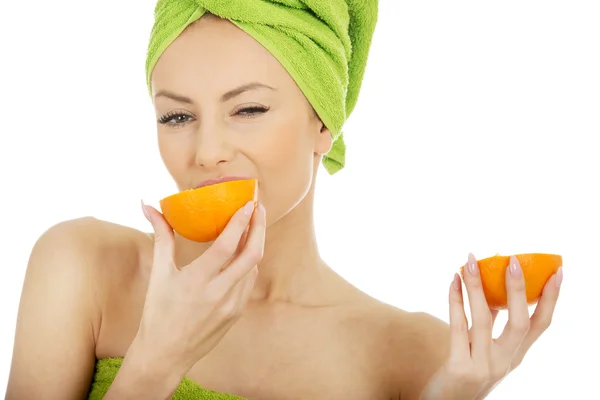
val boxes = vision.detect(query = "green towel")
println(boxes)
[145,0,378,174]
[87,358,247,399]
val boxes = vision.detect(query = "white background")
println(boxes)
[1,0,599,398]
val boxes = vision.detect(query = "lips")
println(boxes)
[194,176,251,189]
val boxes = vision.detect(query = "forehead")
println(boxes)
[151,16,290,95]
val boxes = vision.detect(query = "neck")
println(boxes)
[173,187,327,304]
[251,191,325,302]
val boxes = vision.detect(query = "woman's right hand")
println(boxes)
[131,199,266,377]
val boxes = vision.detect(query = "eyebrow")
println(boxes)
[154,82,276,104]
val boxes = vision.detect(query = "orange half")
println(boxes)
[160,179,257,242]
[459,253,562,310]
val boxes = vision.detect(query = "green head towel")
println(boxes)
[88,358,247,399]
[145,0,378,174]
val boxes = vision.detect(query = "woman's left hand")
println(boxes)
[420,253,563,400]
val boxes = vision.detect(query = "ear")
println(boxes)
[314,121,333,156]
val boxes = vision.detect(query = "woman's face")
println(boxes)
[150,14,332,226]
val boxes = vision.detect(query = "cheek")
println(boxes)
[248,122,315,222]
[157,133,194,189]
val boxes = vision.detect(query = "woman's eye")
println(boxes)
[172,115,191,123]
[157,113,194,127]
[235,106,269,118]
[157,106,269,126]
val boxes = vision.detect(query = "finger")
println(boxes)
[216,226,250,274]
[496,256,530,351]
[236,226,250,256]
[191,200,256,275]
[468,311,498,343]
[216,225,250,274]
[515,267,563,357]
[491,309,499,326]
[463,253,493,363]
[449,273,471,362]
[474,310,499,342]
[223,259,258,302]
[233,183,258,258]
[219,265,258,320]
[142,200,176,274]
[215,203,266,287]
[237,265,259,306]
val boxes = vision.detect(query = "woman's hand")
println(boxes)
[420,253,563,400]
[131,200,265,377]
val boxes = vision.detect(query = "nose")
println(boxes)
[194,126,234,169]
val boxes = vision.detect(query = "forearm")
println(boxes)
[103,340,188,400]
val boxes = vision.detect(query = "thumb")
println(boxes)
[141,200,175,272]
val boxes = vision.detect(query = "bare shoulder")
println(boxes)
[26,216,151,290]
[29,216,153,321]
[41,216,150,269]
[21,216,141,287]
[38,216,150,249]
[341,295,451,400]
[6,216,149,400]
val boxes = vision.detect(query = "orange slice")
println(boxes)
[160,179,257,242]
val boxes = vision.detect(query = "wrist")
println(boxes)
[105,338,188,399]
[128,336,190,384]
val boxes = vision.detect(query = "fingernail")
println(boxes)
[467,253,479,276]
[555,267,563,288]
[244,201,254,216]
[452,273,462,291]
[509,255,522,278]
[258,203,266,215]
[141,199,151,222]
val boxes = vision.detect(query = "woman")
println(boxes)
[6,1,563,399]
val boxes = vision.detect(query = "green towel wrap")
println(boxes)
[145,0,378,174]
[88,358,247,399]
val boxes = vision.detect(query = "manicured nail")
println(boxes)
[509,255,522,277]
[467,253,479,276]
[258,203,266,215]
[244,201,254,216]
[555,267,563,288]
[141,200,150,222]
[452,273,462,291]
